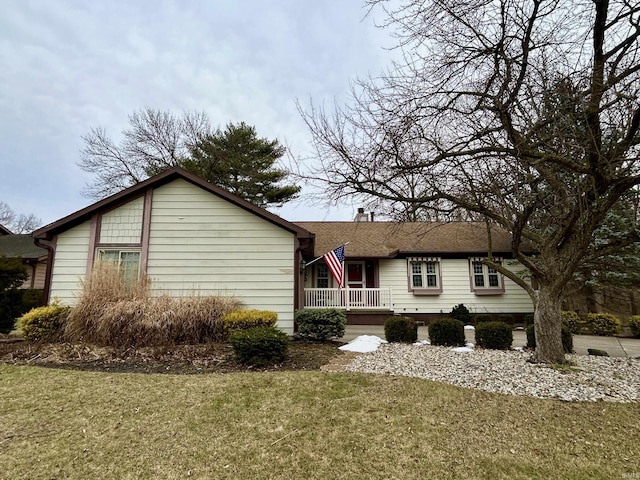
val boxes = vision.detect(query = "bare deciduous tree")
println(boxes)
[301,0,640,363]
[79,110,300,208]
[0,202,41,234]
[78,109,211,199]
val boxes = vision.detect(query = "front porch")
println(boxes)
[303,287,393,311]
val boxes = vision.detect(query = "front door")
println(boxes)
[346,262,365,288]
[346,262,365,306]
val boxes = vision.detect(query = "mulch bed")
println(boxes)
[0,338,346,374]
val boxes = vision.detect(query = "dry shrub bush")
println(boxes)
[65,262,241,347]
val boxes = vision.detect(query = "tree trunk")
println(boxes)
[532,285,566,364]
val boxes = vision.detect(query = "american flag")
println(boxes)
[324,244,345,288]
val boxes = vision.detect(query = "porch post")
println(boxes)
[345,284,350,311]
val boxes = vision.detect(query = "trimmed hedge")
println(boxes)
[18,304,69,342]
[586,313,621,336]
[472,314,494,325]
[497,314,515,326]
[526,324,573,353]
[475,321,513,350]
[384,316,418,343]
[295,309,346,340]
[229,326,288,366]
[561,311,581,334]
[222,309,278,337]
[450,304,471,325]
[629,315,640,338]
[428,318,465,347]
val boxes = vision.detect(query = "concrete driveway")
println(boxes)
[342,325,640,358]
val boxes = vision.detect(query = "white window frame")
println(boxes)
[316,262,332,288]
[470,258,504,295]
[96,248,141,281]
[407,257,442,295]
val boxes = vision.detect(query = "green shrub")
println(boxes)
[498,314,515,326]
[450,304,471,324]
[472,313,494,325]
[0,256,28,290]
[222,309,278,336]
[0,289,22,334]
[629,315,640,338]
[561,311,581,334]
[20,288,45,310]
[586,313,621,336]
[295,309,346,340]
[428,318,465,347]
[523,314,534,327]
[562,326,574,353]
[18,304,69,342]
[0,289,46,334]
[229,326,288,366]
[526,324,535,349]
[384,316,418,343]
[526,324,573,353]
[475,321,513,350]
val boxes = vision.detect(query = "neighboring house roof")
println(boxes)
[0,234,48,260]
[294,221,514,258]
[33,167,315,243]
[0,224,12,235]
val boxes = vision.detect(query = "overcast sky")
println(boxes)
[0,0,396,228]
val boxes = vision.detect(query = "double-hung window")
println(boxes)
[316,263,330,288]
[470,258,504,294]
[97,248,141,283]
[408,258,442,295]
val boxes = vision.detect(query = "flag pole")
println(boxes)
[304,242,349,268]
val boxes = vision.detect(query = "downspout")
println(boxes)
[35,238,54,304]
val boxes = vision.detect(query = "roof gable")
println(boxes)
[33,167,313,241]
[0,224,12,236]
[294,221,513,258]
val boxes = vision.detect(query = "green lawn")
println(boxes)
[1,365,638,479]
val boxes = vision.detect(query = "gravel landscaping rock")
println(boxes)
[344,343,640,403]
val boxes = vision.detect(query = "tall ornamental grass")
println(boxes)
[65,262,241,347]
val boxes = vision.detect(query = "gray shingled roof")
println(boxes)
[294,222,513,258]
[0,235,48,259]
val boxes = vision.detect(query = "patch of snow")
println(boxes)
[452,346,474,353]
[464,325,475,330]
[465,343,475,349]
[339,335,387,353]
[414,340,431,346]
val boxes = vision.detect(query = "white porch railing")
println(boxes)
[304,287,393,311]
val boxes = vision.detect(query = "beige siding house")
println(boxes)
[32,169,535,330]
[33,168,314,334]
[297,221,534,324]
